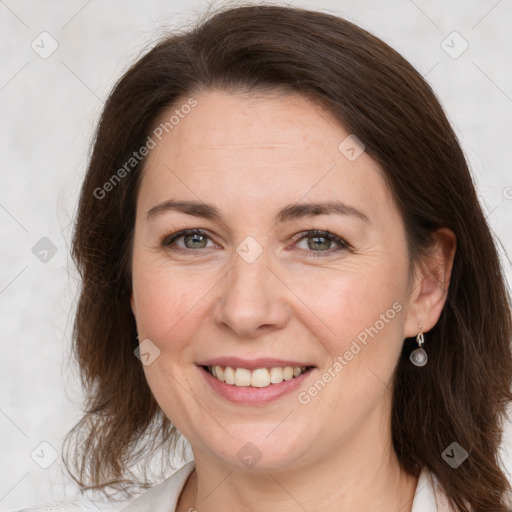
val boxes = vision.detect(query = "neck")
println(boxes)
[177,420,418,512]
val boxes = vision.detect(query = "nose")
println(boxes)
[213,246,291,338]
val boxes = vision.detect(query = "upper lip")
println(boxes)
[196,357,315,370]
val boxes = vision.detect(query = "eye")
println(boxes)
[160,228,350,257]
[292,230,350,257]
[161,228,216,251]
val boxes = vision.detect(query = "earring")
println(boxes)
[410,326,428,367]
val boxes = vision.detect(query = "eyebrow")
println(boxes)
[146,199,370,225]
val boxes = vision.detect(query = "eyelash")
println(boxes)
[160,228,350,258]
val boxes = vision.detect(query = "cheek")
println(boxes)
[134,274,200,342]
[132,262,207,421]
[287,262,405,345]
[300,270,405,419]
[131,253,223,366]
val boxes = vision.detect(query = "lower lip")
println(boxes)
[198,366,315,405]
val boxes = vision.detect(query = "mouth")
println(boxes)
[201,364,314,388]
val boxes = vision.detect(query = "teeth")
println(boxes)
[251,368,270,387]
[269,367,284,384]
[224,366,235,385]
[235,368,251,386]
[208,365,308,387]
[216,365,225,382]
[283,367,294,381]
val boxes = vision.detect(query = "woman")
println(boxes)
[24,4,512,512]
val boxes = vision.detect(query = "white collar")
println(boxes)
[411,467,454,511]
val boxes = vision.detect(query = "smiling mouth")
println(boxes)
[202,365,313,388]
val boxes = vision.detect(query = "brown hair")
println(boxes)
[66,5,512,510]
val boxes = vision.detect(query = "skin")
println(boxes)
[130,90,456,511]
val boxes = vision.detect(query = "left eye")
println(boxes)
[293,230,349,256]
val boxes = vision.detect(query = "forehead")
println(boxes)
[167,90,337,147]
[137,90,394,224]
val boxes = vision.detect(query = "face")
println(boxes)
[130,89,419,472]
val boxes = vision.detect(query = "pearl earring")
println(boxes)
[410,326,428,367]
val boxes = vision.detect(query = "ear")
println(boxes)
[404,228,457,337]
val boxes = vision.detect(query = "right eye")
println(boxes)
[160,228,217,252]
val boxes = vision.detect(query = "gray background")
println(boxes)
[1,0,512,509]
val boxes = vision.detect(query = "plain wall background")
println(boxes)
[1,0,512,509]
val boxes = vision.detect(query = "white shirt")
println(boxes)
[17,462,455,511]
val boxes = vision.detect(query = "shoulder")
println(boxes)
[14,461,195,512]
[411,468,463,512]
[121,460,196,512]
